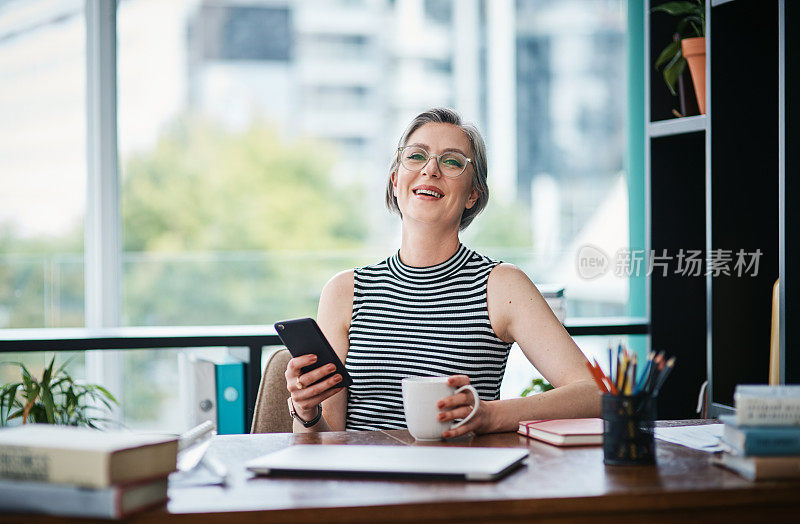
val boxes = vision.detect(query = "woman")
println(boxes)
[285,107,600,437]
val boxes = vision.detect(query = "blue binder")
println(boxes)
[213,357,246,435]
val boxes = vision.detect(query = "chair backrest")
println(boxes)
[250,348,293,433]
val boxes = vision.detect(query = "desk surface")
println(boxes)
[13,421,800,524]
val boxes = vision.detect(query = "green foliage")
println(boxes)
[463,200,533,249]
[0,223,84,329]
[652,0,705,96]
[118,115,371,326]
[520,377,554,397]
[122,116,367,253]
[0,356,117,428]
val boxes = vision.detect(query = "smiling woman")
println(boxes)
[283,107,602,438]
[386,109,489,232]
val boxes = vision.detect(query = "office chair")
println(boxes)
[250,348,293,433]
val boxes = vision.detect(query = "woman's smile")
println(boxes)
[392,122,478,228]
[412,184,445,200]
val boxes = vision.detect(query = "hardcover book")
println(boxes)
[712,452,800,481]
[734,385,800,427]
[518,418,603,446]
[719,414,800,456]
[0,476,168,518]
[0,424,177,488]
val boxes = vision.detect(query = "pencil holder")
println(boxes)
[602,393,656,465]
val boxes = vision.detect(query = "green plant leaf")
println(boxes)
[0,383,21,422]
[29,405,47,424]
[654,40,681,70]
[663,56,687,96]
[20,364,34,390]
[41,355,56,387]
[42,388,56,424]
[0,359,116,429]
[52,355,76,380]
[91,384,118,405]
[651,2,702,17]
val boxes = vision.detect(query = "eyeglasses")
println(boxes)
[397,145,472,178]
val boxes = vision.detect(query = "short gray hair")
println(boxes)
[385,107,489,231]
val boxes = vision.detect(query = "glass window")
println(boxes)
[115,0,629,423]
[0,0,633,429]
[0,0,87,403]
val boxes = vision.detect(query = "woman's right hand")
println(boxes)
[285,354,345,421]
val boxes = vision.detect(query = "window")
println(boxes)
[1,0,633,430]
[0,0,87,390]
[198,5,292,62]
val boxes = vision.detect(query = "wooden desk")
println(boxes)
[12,422,800,523]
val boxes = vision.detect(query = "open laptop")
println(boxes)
[245,445,529,481]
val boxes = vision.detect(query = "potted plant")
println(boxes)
[652,0,706,115]
[520,377,554,397]
[0,356,118,428]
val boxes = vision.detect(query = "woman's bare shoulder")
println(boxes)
[324,269,355,293]
[320,270,355,311]
[488,262,536,292]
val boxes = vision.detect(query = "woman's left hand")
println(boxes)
[437,375,495,439]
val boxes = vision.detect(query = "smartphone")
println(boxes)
[274,317,353,388]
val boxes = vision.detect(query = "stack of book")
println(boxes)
[0,424,178,518]
[713,385,800,481]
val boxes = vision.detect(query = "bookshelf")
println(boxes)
[645,0,796,418]
[646,115,707,137]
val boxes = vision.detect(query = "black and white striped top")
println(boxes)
[345,244,513,430]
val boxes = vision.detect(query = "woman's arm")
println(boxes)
[286,269,353,432]
[439,263,600,437]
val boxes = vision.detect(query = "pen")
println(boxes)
[178,421,215,452]
[201,454,229,486]
[652,356,676,396]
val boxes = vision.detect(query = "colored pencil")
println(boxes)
[653,356,676,395]
[586,361,609,393]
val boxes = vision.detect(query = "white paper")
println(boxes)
[654,424,724,452]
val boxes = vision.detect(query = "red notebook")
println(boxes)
[518,418,603,447]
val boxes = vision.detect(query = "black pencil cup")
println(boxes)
[602,393,656,465]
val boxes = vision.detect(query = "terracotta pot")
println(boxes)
[681,37,706,114]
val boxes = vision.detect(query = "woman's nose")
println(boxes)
[421,156,441,178]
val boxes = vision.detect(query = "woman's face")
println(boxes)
[391,122,479,230]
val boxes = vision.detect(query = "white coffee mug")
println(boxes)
[401,376,480,441]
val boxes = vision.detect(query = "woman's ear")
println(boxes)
[465,185,479,210]
[391,171,398,197]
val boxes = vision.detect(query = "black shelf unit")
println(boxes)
[646,0,710,419]
[709,0,780,410]
[646,0,797,419]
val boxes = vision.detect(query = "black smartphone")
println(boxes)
[274,317,353,388]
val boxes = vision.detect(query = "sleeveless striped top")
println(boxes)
[345,244,513,430]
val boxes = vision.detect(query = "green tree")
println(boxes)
[464,200,534,249]
[120,115,370,326]
[122,116,366,252]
